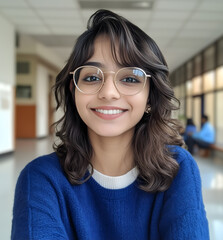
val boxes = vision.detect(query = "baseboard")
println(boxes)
[0,150,14,161]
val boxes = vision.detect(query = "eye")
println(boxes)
[121,77,140,83]
[82,75,102,82]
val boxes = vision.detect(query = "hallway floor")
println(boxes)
[1,137,223,239]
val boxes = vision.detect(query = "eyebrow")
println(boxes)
[83,62,106,68]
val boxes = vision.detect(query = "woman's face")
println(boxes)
[74,35,150,139]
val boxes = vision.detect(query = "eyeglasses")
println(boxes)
[70,66,151,96]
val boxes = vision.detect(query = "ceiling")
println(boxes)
[1,0,223,72]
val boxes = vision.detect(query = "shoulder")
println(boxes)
[12,153,71,239]
[14,152,69,210]
[204,122,213,129]
[23,152,61,172]
[166,146,203,207]
[17,152,66,186]
[170,145,196,166]
[160,146,209,239]
[171,146,201,184]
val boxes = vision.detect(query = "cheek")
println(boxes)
[74,92,93,125]
[75,92,85,117]
[137,89,149,109]
[128,95,148,119]
[133,92,149,119]
[136,100,147,116]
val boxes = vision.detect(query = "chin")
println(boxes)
[95,131,123,138]
[90,126,134,139]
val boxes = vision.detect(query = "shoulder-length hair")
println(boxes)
[53,9,184,192]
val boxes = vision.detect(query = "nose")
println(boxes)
[97,74,120,100]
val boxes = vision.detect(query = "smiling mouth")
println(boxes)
[94,109,125,115]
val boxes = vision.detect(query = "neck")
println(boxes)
[88,130,135,176]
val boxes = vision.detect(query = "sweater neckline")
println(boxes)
[91,167,139,190]
[87,167,139,199]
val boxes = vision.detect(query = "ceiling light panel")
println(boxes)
[79,0,154,10]
[28,0,79,9]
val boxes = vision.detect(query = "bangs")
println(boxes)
[87,14,145,68]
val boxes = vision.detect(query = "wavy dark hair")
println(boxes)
[53,9,184,192]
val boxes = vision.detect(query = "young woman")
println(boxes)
[12,9,209,240]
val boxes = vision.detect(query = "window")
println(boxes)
[16,61,30,74]
[16,85,32,98]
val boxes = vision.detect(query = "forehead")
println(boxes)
[87,35,122,68]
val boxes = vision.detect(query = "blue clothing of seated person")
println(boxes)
[183,118,197,141]
[185,115,215,154]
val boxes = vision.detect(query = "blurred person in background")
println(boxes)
[11,9,209,240]
[185,114,215,155]
[183,118,197,141]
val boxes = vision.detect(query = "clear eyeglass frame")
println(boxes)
[69,65,151,96]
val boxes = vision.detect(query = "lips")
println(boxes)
[91,106,127,119]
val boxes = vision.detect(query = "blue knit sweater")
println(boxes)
[11,146,209,240]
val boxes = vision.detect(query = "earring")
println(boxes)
[145,105,151,114]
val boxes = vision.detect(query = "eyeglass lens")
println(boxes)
[74,66,146,95]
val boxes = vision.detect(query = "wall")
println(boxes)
[0,15,15,154]
[36,64,49,138]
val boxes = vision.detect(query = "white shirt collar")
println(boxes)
[90,167,139,189]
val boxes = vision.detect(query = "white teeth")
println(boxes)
[95,109,124,115]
